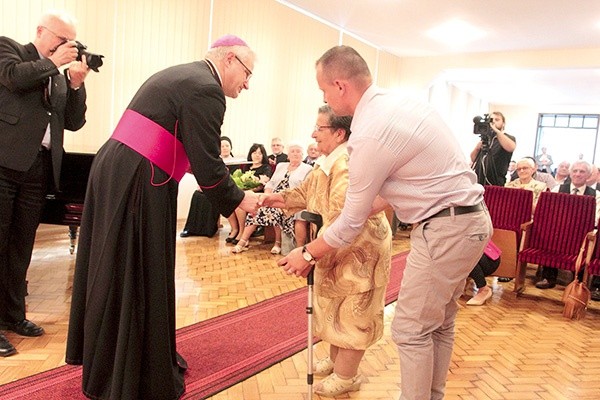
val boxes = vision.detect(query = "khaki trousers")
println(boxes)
[391,209,492,400]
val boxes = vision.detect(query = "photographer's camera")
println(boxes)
[75,41,104,72]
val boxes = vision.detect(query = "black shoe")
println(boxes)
[535,279,556,290]
[225,233,239,243]
[180,230,190,238]
[591,288,600,301]
[498,277,513,282]
[0,333,16,357]
[251,226,264,237]
[0,319,44,337]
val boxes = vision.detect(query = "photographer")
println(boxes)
[470,111,516,186]
[0,10,90,357]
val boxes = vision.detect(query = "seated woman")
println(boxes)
[180,136,238,238]
[261,105,391,397]
[505,157,547,210]
[232,143,312,254]
[466,240,501,306]
[231,143,272,244]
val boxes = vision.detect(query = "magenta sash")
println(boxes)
[110,109,190,182]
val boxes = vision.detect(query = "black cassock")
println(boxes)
[66,61,243,400]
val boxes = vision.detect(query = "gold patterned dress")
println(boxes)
[281,144,392,349]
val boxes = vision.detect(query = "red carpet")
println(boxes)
[0,252,407,400]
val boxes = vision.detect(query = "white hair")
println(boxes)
[517,158,535,168]
[39,10,78,27]
[287,141,304,153]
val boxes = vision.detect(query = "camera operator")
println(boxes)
[470,111,516,186]
[0,10,90,357]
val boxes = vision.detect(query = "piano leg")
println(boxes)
[68,225,78,254]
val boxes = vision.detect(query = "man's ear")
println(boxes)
[225,51,236,66]
[333,79,346,96]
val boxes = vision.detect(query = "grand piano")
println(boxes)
[40,152,95,254]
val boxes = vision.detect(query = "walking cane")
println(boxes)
[299,211,323,400]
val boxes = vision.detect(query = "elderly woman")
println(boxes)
[262,105,391,397]
[232,143,312,254]
[505,157,547,210]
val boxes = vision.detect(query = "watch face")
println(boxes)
[302,247,313,262]
[303,249,312,262]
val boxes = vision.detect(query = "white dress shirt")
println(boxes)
[324,85,483,248]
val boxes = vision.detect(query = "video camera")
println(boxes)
[473,114,495,154]
[75,41,104,72]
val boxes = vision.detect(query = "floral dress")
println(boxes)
[245,172,295,235]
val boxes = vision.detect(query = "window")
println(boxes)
[535,113,600,169]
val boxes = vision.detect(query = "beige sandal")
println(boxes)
[314,372,363,397]
[232,239,249,253]
[313,357,334,376]
[270,240,281,255]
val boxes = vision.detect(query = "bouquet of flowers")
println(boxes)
[231,169,262,190]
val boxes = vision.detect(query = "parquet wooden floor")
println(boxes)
[1,220,600,399]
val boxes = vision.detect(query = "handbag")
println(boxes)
[562,241,591,320]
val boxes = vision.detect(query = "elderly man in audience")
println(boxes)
[268,137,289,168]
[303,142,321,166]
[586,164,600,190]
[554,161,571,185]
[536,160,600,289]
[505,158,547,209]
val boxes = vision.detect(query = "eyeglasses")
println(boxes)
[314,124,334,132]
[516,167,531,171]
[234,55,252,80]
[41,26,70,43]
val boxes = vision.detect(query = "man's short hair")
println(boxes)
[316,46,371,84]
[571,160,591,174]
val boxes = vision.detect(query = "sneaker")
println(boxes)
[591,288,600,302]
[313,357,334,376]
[314,373,363,397]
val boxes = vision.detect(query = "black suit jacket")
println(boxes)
[558,183,596,196]
[0,36,87,190]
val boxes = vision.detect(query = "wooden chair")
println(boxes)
[483,186,533,291]
[515,191,596,294]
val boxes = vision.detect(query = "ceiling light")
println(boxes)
[426,19,487,47]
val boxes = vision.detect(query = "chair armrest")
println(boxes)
[585,229,597,265]
[518,221,533,252]
[580,229,598,283]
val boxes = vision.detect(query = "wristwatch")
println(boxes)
[302,245,317,265]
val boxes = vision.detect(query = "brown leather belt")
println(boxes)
[426,202,484,220]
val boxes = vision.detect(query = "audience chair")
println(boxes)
[516,191,596,294]
[583,228,600,280]
[483,186,534,291]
